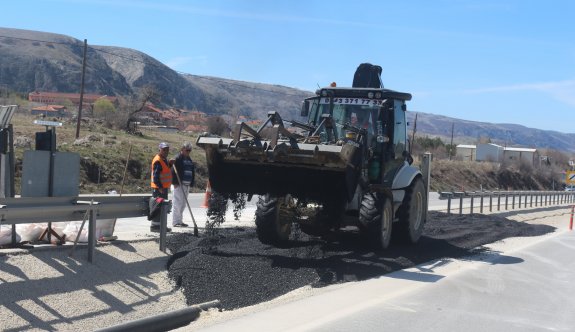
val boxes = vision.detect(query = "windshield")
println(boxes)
[307,96,384,140]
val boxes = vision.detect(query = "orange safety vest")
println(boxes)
[150,154,172,189]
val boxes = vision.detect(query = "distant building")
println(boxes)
[456,144,476,161]
[28,91,118,107]
[456,143,537,164]
[476,143,504,162]
[137,103,165,121]
[30,105,69,117]
[503,146,537,164]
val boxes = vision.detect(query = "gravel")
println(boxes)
[0,240,186,331]
[165,210,556,311]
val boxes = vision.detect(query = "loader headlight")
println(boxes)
[375,92,382,99]
[367,92,374,98]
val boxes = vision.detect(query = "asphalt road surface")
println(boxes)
[193,230,575,332]
[165,201,564,328]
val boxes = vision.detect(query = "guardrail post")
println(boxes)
[518,192,522,208]
[480,192,484,213]
[11,224,17,246]
[469,192,475,215]
[530,192,533,208]
[489,192,493,212]
[512,193,515,209]
[454,192,464,215]
[159,201,169,253]
[421,153,431,222]
[446,193,453,215]
[570,205,574,230]
[497,191,501,211]
[88,206,96,263]
[505,192,509,210]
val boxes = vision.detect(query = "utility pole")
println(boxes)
[75,39,87,139]
[410,113,418,152]
[449,122,454,160]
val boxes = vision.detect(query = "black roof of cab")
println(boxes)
[315,87,412,101]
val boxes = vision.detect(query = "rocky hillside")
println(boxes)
[1,27,575,153]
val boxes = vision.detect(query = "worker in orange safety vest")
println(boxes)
[150,142,173,232]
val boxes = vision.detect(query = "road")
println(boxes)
[192,229,574,332]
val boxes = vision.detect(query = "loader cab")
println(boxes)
[304,87,412,186]
[304,89,385,142]
[381,99,409,185]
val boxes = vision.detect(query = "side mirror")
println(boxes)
[402,150,414,165]
[300,100,310,117]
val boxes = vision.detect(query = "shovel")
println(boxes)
[172,165,199,236]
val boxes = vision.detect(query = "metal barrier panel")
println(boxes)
[53,152,80,196]
[21,151,51,197]
[21,151,80,197]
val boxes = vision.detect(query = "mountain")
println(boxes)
[406,112,575,153]
[1,27,575,153]
[0,27,312,121]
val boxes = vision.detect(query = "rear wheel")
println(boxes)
[255,194,293,245]
[359,192,393,250]
[395,177,426,244]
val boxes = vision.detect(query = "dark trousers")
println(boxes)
[150,189,168,227]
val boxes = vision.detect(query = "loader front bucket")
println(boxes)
[196,136,361,202]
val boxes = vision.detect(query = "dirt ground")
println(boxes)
[165,210,556,311]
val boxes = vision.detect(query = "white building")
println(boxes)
[456,143,537,164]
[503,147,537,164]
[456,144,476,161]
[476,143,504,162]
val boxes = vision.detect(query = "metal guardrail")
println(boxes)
[438,190,575,215]
[0,195,170,262]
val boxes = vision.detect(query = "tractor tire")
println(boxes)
[359,192,393,250]
[395,177,426,244]
[255,195,293,245]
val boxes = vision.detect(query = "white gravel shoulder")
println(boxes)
[0,240,186,331]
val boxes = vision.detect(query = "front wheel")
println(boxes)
[255,194,293,245]
[359,192,393,250]
[395,177,426,244]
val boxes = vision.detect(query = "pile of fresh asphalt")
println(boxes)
[166,211,555,311]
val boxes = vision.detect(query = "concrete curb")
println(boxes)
[95,300,221,332]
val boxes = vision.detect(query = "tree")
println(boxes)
[92,98,118,128]
[119,85,161,132]
[93,98,116,117]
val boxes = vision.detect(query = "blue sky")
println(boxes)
[2,0,575,133]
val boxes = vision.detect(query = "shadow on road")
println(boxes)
[166,211,554,310]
